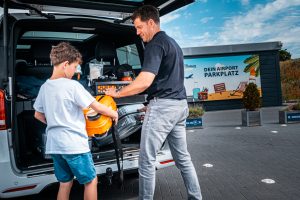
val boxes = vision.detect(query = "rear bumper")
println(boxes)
[0,130,174,198]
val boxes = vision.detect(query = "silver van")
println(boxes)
[0,0,193,198]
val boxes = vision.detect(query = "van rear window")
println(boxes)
[17,45,31,49]
[116,44,141,69]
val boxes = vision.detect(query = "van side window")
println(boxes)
[116,44,141,69]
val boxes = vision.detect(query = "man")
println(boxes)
[105,5,202,200]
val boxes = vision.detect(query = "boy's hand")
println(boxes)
[112,110,119,125]
[34,111,47,124]
[89,101,118,124]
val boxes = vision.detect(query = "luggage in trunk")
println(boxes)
[91,104,145,147]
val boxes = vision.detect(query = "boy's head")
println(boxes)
[50,42,82,66]
[50,42,82,79]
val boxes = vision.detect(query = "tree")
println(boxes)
[279,49,291,61]
[242,83,260,111]
[243,54,260,77]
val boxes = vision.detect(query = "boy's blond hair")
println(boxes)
[50,42,82,66]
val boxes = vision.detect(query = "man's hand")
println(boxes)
[105,72,155,98]
[105,88,119,98]
[137,106,147,121]
[137,106,147,113]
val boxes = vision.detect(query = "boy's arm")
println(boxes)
[89,101,118,124]
[34,111,47,124]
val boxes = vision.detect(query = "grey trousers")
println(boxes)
[139,98,202,200]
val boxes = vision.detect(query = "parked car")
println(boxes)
[0,0,194,198]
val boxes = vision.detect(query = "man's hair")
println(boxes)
[131,5,160,24]
[50,42,82,66]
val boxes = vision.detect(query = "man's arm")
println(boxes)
[34,111,47,124]
[105,71,155,98]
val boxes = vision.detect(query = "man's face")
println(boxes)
[134,17,153,42]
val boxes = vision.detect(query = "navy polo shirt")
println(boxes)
[142,31,187,101]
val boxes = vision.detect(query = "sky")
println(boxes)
[1,0,300,58]
[161,0,300,58]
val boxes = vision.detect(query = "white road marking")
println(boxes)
[261,179,276,184]
[202,163,213,168]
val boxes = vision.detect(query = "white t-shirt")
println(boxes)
[33,78,95,154]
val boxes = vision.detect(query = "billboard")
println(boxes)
[184,54,262,101]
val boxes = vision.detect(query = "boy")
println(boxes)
[34,42,118,200]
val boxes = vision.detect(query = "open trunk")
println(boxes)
[15,107,143,170]
[12,15,146,171]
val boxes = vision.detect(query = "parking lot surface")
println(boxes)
[7,106,300,200]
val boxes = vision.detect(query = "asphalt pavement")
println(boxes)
[7,106,300,200]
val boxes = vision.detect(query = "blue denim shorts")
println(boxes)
[51,152,96,185]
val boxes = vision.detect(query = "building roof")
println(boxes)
[182,41,282,57]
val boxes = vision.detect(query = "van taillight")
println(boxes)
[0,89,6,130]
[159,159,174,165]
[3,185,37,193]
